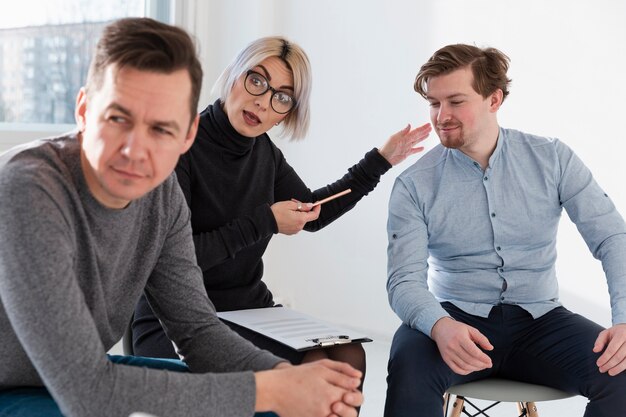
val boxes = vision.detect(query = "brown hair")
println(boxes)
[414,44,511,102]
[85,17,203,123]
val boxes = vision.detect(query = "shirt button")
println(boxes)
[491,212,496,217]
[501,296,505,301]
[392,234,397,239]
[498,267,504,273]
[484,176,488,181]
[496,246,501,251]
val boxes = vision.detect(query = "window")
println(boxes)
[0,0,171,126]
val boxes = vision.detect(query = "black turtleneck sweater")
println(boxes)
[133,100,391,357]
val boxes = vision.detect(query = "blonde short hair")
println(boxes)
[213,36,312,141]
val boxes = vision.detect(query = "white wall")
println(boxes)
[178,0,626,341]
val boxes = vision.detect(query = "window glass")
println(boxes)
[0,0,148,124]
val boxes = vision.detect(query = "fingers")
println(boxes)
[594,328,609,353]
[329,392,363,417]
[470,327,494,351]
[458,329,493,371]
[433,319,493,375]
[327,391,363,417]
[341,390,363,407]
[596,334,626,375]
[405,146,425,156]
[444,343,492,375]
[258,364,353,417]
[406,122,432,140]
[598,345,626,375]
[317,358,362,379]
[460,340,492,368]
[291,198,314,213]
[322,369,362,391]
[300,203,320,221]
[272,200,319,235]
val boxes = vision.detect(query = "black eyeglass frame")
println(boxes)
[244,70,297,114]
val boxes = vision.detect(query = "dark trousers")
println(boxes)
[384,303,626,417]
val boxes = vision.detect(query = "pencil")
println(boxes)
[312,189,352,207]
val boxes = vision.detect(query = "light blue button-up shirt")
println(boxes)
[387,127,626,337]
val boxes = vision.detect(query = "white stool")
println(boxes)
[444,378,575,416]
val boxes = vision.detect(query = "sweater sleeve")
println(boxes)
[176,153,277,272]
[274,147,392,232]
[0,164,282,417]
[143,183,283,372]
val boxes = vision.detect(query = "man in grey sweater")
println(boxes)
[0,17,362,417]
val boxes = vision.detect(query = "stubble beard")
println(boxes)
[438,127,465,150]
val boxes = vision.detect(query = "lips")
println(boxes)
[438,124,460,132]
[243,110,261,126]
[112,166,145,179]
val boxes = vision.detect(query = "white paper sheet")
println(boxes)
[218,307,372,351]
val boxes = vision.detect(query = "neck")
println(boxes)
[462,123,500,170]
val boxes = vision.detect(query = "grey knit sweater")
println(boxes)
[0,134,283,417]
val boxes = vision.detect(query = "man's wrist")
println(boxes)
[254,369,277,412]
[430,315,455,339]
[273,361,291,369]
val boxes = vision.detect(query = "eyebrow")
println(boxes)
[426,93,468,101]
[107,103,182,134]
[254,65,294,91]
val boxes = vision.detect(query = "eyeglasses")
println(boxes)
[244,70,296,114]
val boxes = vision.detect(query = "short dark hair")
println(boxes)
[85,17,202,123]
[414,44,511,102]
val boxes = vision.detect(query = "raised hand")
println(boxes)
[378,122,431,166]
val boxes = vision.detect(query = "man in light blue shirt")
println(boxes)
[384,44,626,417]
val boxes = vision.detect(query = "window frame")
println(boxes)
[0,0,173,146]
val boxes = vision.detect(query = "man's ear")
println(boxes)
[489,89,504,113]
[182,113,200,154]
[75,87,88,132]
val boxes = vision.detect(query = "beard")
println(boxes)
[437,123,465,149]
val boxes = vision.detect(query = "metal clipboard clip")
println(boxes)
[307,335,352,347]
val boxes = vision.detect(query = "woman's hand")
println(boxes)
[378,123,431,166]
[271,200,321,235]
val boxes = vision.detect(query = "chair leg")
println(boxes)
[526,402,538,417]
[443,392,450,416]
[449,395,464,417]
[516,401,539,417]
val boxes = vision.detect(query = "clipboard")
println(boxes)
[217,306,372,352]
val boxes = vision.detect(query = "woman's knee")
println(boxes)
[326,344,366,370]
